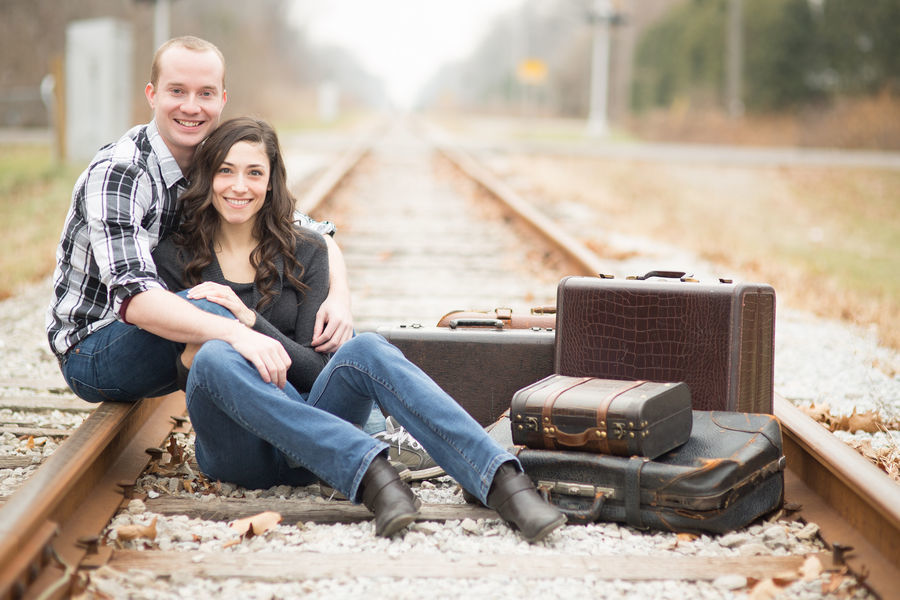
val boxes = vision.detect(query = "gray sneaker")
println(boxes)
[373,417,445,481]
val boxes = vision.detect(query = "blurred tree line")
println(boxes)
[0,0,384,128]
[632,0,899,113]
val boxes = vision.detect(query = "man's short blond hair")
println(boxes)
[150,36,226,88]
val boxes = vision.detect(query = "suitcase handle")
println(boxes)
[448,318,504,329]
[538,484,607,524]
[631,270,688,280]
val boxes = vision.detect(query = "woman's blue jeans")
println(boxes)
[186,332,516,505]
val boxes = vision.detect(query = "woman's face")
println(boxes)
[211,140,270,228]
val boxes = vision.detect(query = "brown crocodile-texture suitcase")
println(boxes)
[490,410,785,534]
[554,272,776,413]
[436,307,556,330]
[510,375,692,459]
[376,325,555,426]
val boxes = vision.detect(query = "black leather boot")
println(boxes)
[487,462,566,543]
[361,455,421,537]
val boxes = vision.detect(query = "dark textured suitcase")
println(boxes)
[437,306,556,330]
[492,411,784,534]
[555,272,776,413]
[510,375,692,459]
[376,325,555,426]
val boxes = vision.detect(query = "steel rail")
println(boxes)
[428,130,604,279]
[0,393,186,599]
[776,395,900,598]
[430,130,900,600]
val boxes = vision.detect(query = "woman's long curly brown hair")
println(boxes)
[173,117,314,310]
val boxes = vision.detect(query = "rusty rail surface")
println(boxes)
[0,394,186,600]
[776,396,900,598]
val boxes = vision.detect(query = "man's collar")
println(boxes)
[147,120,187,189]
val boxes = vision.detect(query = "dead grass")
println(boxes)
[0,145,77,299]
[627,90,900,150]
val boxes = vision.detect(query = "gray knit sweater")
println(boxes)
[152,228,331,392]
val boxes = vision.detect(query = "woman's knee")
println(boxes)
[341,331,391,358]
[191,340,241,377]
[176,290,235,320]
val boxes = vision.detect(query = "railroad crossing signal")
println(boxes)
[516,59,547,85]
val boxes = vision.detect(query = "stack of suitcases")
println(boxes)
[379,271,784,534]
[499,272,785,534]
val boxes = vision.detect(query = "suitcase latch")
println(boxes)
[612,421,628,439]
[514,414,540,432]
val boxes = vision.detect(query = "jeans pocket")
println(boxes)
[65,376,121,403]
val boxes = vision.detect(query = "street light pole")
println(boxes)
[153,0,171,50]
[587,0,612,136]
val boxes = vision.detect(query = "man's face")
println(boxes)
[145,46,226,169]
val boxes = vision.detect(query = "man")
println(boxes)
[47,36,352,402]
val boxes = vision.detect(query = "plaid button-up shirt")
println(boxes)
[46,120,334,358]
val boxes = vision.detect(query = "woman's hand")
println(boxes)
[187,282,257,328]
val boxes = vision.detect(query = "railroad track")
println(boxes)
[0,118,897,599]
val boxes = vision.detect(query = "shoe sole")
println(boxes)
[523,513,567,544]
[406,465,446,481]
[376,497,423,538]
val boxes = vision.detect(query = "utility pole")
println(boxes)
[136,0,172,50]
[726,0,744,117]
[153,0,172,50]
[586,0,613,136]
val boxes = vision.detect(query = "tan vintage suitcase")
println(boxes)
[554,272,775,413]
[510,375,692,459]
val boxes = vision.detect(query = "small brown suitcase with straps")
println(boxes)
[510,374,693,459]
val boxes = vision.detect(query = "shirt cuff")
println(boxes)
[114,279,166,324]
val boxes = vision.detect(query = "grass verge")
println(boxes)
[0,144,79,299]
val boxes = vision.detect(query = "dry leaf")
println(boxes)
[116,517,158,542]
[676,532,698,542]
[229,511,282,538]
[166,435,186,465]
[822,572,846,594]
[847,409,880,433]
[799,402,831,424]
[748,578,782,600]
[26,436,34,449]
[799,555,823,581]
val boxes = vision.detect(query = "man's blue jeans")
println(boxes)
[185,332,515,505]
[58,294,231,403]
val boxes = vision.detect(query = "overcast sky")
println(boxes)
[290,0,526,107]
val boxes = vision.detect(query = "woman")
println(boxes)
[152,117,565,542]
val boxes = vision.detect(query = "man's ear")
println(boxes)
[144,82,156,108]
[222,89,227,105]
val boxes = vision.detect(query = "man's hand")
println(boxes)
[125,289,290,387]
[312,293,353,353]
